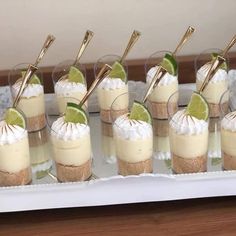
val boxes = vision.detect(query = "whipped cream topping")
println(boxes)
[13,80,43,98]
[170,110,208,135]
[98,78,127,90]
[0,120,27,145]
[146,66,177,86]
[51,116,90,141]
[113,114,152,140]
[55,79,86,96]
[221,111,236,131]
[197,64,228,83]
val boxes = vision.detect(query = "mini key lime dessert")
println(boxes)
[146,53,178,119]
[0,108,31,186]
[11,69,46,132]
[196,52,228,118]
[50,102,92,182]
[221,111,236,170]
[113,100,153,175]
[54,64,87,114]
[97,61,128,123]
[169,92,209,173]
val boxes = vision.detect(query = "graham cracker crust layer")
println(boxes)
[0,167,32,187]
[153,119,169,137]
[27,113,46,132]
[223,152,236,170]
[56,159,92,182]
[101,122,113,137]
[208,102,228,118]
[117,158,153,176]
[148,101,177,120]
[100,108,128,123]
[172,153,207,174]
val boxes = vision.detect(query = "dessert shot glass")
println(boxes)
[8,63,46,132]
[101,121,116,164]
[111,92,153,176]
[153,119,171,160]
[0,108,32,186]
[28,126,52,179]
[168,89,209,174]
[47,98,92,182]
[220,90,236,170]
[195,48,229,118]
[94,55,129,123]
[52,60,87,114]
[145,50,179,119]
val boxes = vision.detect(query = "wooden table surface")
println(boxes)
[1,197,236,236]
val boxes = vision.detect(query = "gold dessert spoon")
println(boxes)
[152,26,195,88]
[13,64,38,107]
[73,30,94,66]
[119,30,141,64]
[221,34,236,57]
[79,64,112,106]
[34,34,56,67]
[172,26,195,56]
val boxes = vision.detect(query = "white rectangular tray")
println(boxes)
[1,114,236,213]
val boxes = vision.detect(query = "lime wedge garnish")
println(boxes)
[160,53,177,76]
[68,66,85,84]
[64,102,88,124]
[5,107,26,129]
[129,101,152,124]
[109,61,127,82]
[211,53,228,71]
[21,71,41,84]
[186,92,209,120]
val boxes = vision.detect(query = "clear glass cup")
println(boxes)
[153,119,171,160]
[111,92,153,176]
[8,63,46,132]
[94,55,129,123]
[220,90,236,170]
[52,60,87,114]
[195,48,229,118]
[145,50,179,119]
[168,89,209,174]
[28,126,52,179]
[0,107,32,186]
[101,121,116,164]
[47,97,92,182]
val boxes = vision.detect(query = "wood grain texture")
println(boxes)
[1,197,236,235]
[1,52,236,93]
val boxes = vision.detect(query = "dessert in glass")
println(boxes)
[145,26,195,119]
[101,122,116,163]
[95,55,128,123]
[49,101,92,182]
[145,51,178,119]
[220,90,236,170]
[52,60,87,114]
[52,30,93,114]
[168,89,209,174]
[9,64,46,132]
[195,49,229,118]
[95,30,141,123]
[153,119,170,160]
[0,107,31,186]
[112,92,153,175]
[28,126,52,178]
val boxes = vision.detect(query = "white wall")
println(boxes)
[0,0,235,69]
